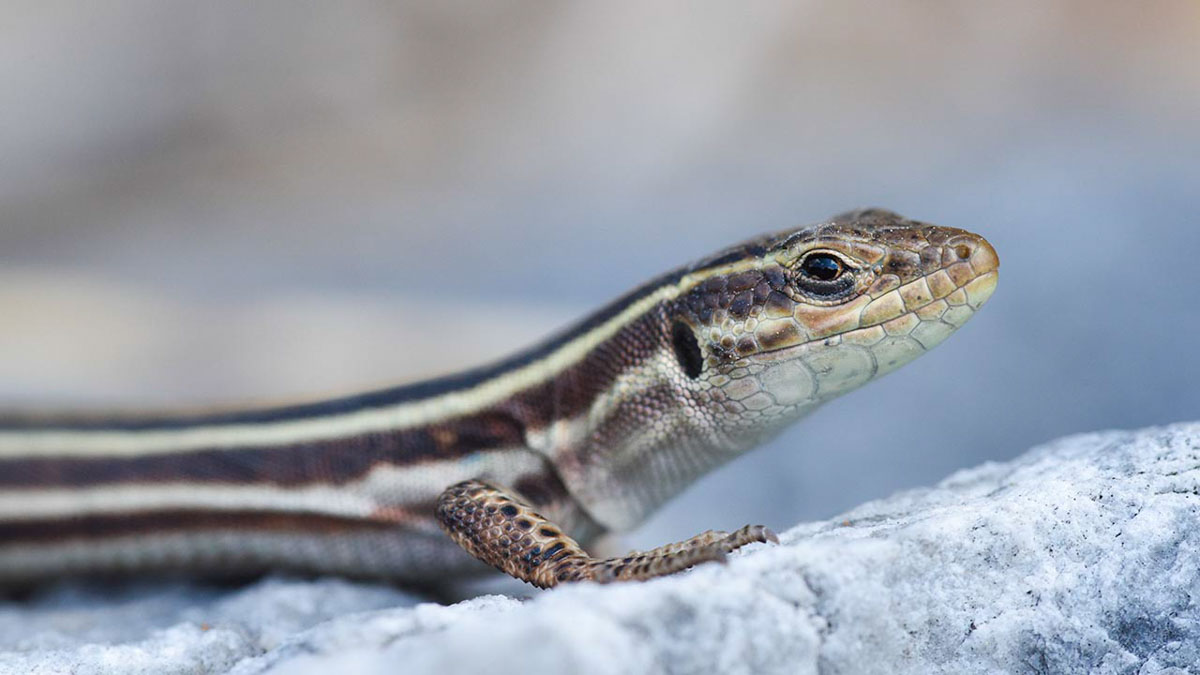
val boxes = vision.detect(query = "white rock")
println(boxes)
[2,423,1199,674]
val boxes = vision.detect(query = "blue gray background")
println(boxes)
[1,2,1197,550]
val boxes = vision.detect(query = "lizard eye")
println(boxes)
[799,253,844,281]
[794,251,857,301]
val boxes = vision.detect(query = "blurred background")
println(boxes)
[1,1,1197,550]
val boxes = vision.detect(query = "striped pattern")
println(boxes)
[0,209,999,585]
[0,228,784,583]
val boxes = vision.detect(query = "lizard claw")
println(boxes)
[719,524,779,553]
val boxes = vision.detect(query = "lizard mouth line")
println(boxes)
[755,269,998,360]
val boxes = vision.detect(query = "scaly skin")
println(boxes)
[437,479,777,588]
[0,209,997,589]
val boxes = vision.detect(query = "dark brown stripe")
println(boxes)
[0,507,435,544]
[0,242,799,491]
[0,308,669,491]
[0,305,673,489]
[533,308,673,427]
[0,410,529,489]
[0,226,797,433]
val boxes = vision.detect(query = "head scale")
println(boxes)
[665,207,998,439]
[560,209,998,530]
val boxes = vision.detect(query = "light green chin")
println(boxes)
[965,270,999,308]
[746,274,995,407]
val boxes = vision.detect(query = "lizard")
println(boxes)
[0,209,998,589]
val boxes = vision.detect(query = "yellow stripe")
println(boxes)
[0,259,767,459]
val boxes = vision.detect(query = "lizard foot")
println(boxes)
[436,479,777,589]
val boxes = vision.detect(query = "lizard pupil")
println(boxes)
[800,253,843,281]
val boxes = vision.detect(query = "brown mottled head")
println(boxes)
[662,209,998,431]
[665,209,997,404]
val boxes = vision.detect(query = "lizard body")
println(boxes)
[0,209,998,588]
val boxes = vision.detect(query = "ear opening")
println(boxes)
[671,321,704,379]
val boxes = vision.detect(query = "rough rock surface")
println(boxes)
[3,423,1199,674]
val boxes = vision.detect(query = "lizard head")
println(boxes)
[552,209,997,530]
[666,208,998,438]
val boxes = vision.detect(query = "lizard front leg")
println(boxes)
[436,479,777,589]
